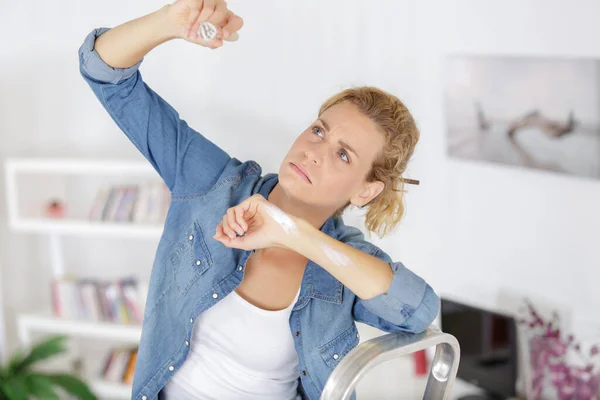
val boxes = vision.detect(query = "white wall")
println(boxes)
[1,0,600,394]
[411,0,600,333]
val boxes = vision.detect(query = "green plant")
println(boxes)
[0,335,97,400]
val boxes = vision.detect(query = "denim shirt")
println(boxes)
[78,28,440,400]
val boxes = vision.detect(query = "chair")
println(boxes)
[321,327,460,400]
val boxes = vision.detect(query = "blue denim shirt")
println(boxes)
[78,28,440,400]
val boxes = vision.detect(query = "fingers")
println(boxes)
[208,0,228,27]
[206,36,224,49]
[189,0,214,41]
[221,213,236,239]
[185,6,202,40]
[187,0,230,48]
[216,223,224,237]
[221,11,243,41]
[234,206,248,232]
[204,1,228,47]
[214,222,227,241]
[198,0,216,22]
[227,208,246,236]
[214,221,249,249]
[214,195,266,243]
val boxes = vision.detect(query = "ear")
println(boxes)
[350,180,385,208]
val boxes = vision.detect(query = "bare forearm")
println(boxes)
[94,5,177,69]
[286,219,393,300]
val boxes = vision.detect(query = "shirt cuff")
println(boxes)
[78,27,144,84]
[362,261,430,326]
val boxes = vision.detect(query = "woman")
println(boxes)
[78,1,439,399]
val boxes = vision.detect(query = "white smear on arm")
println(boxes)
[261,201,353,269]
[319,241,354,269]
[262,202,297,234]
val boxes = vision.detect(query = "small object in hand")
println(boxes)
[46,199,65,219]
[198,21,218,41]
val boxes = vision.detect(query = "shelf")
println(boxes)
[11,218,163,239]
[5,158,157,176]
[89,379,132,400]
[17,313,142,344]
[4,157,152,383]
[5,157,166,240]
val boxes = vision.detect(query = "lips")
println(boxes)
[291,162,312,183]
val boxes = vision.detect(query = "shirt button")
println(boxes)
[295,331,300,337]
[333,354,339,360]
[185,340,189,346]
[196,260,201,266]
[142,396,147,400]
[212,293,218,299]
[190,318,193,323]
[169,365,174,371]
[238,265,243,271]
[188,235,193,241]
[302,370,307,376]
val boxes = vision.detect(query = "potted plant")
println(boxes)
[0,335,97,400]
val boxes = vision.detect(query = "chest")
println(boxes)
[235,249,307,311]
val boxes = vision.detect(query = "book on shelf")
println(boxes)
[101,347,138,385]
[88,181,170,224]
[51,276,148,325]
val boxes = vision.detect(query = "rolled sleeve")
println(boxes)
[355,261,440,333]
[78,27,143,84]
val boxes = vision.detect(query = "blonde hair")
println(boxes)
[319,86,420,238]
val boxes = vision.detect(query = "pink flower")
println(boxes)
[584,364,594,373]
[521,299,600,400]
[549,339,567,357]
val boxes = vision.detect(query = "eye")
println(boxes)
[312,126,351,163]
[338,150,350,163]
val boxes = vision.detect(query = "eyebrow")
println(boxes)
[317,118,360,159]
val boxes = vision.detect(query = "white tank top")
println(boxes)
[162,288,301,400]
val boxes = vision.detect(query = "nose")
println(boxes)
[305,149,322,165]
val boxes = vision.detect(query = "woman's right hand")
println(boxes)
[165,0,243,49]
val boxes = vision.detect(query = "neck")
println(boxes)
[268,182,333,231]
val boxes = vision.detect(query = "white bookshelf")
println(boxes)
[5,157,163,234]
[4,157,161,400]
[17,313,142,347]
[89,379,132,399]
[5,158,157,175]
[11,218,163,239]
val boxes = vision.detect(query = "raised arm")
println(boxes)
[78,1,243,193]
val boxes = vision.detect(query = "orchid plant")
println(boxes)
[519,299,600,400]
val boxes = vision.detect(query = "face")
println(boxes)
[278,101,386,212]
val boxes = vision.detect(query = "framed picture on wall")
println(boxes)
[443,55,600,180]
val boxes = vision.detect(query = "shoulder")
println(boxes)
[221,158,263,187]
[173,158,262,198]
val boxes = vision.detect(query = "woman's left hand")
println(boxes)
[212,194,299,251]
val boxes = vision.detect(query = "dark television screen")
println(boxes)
[441,297,518,397]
